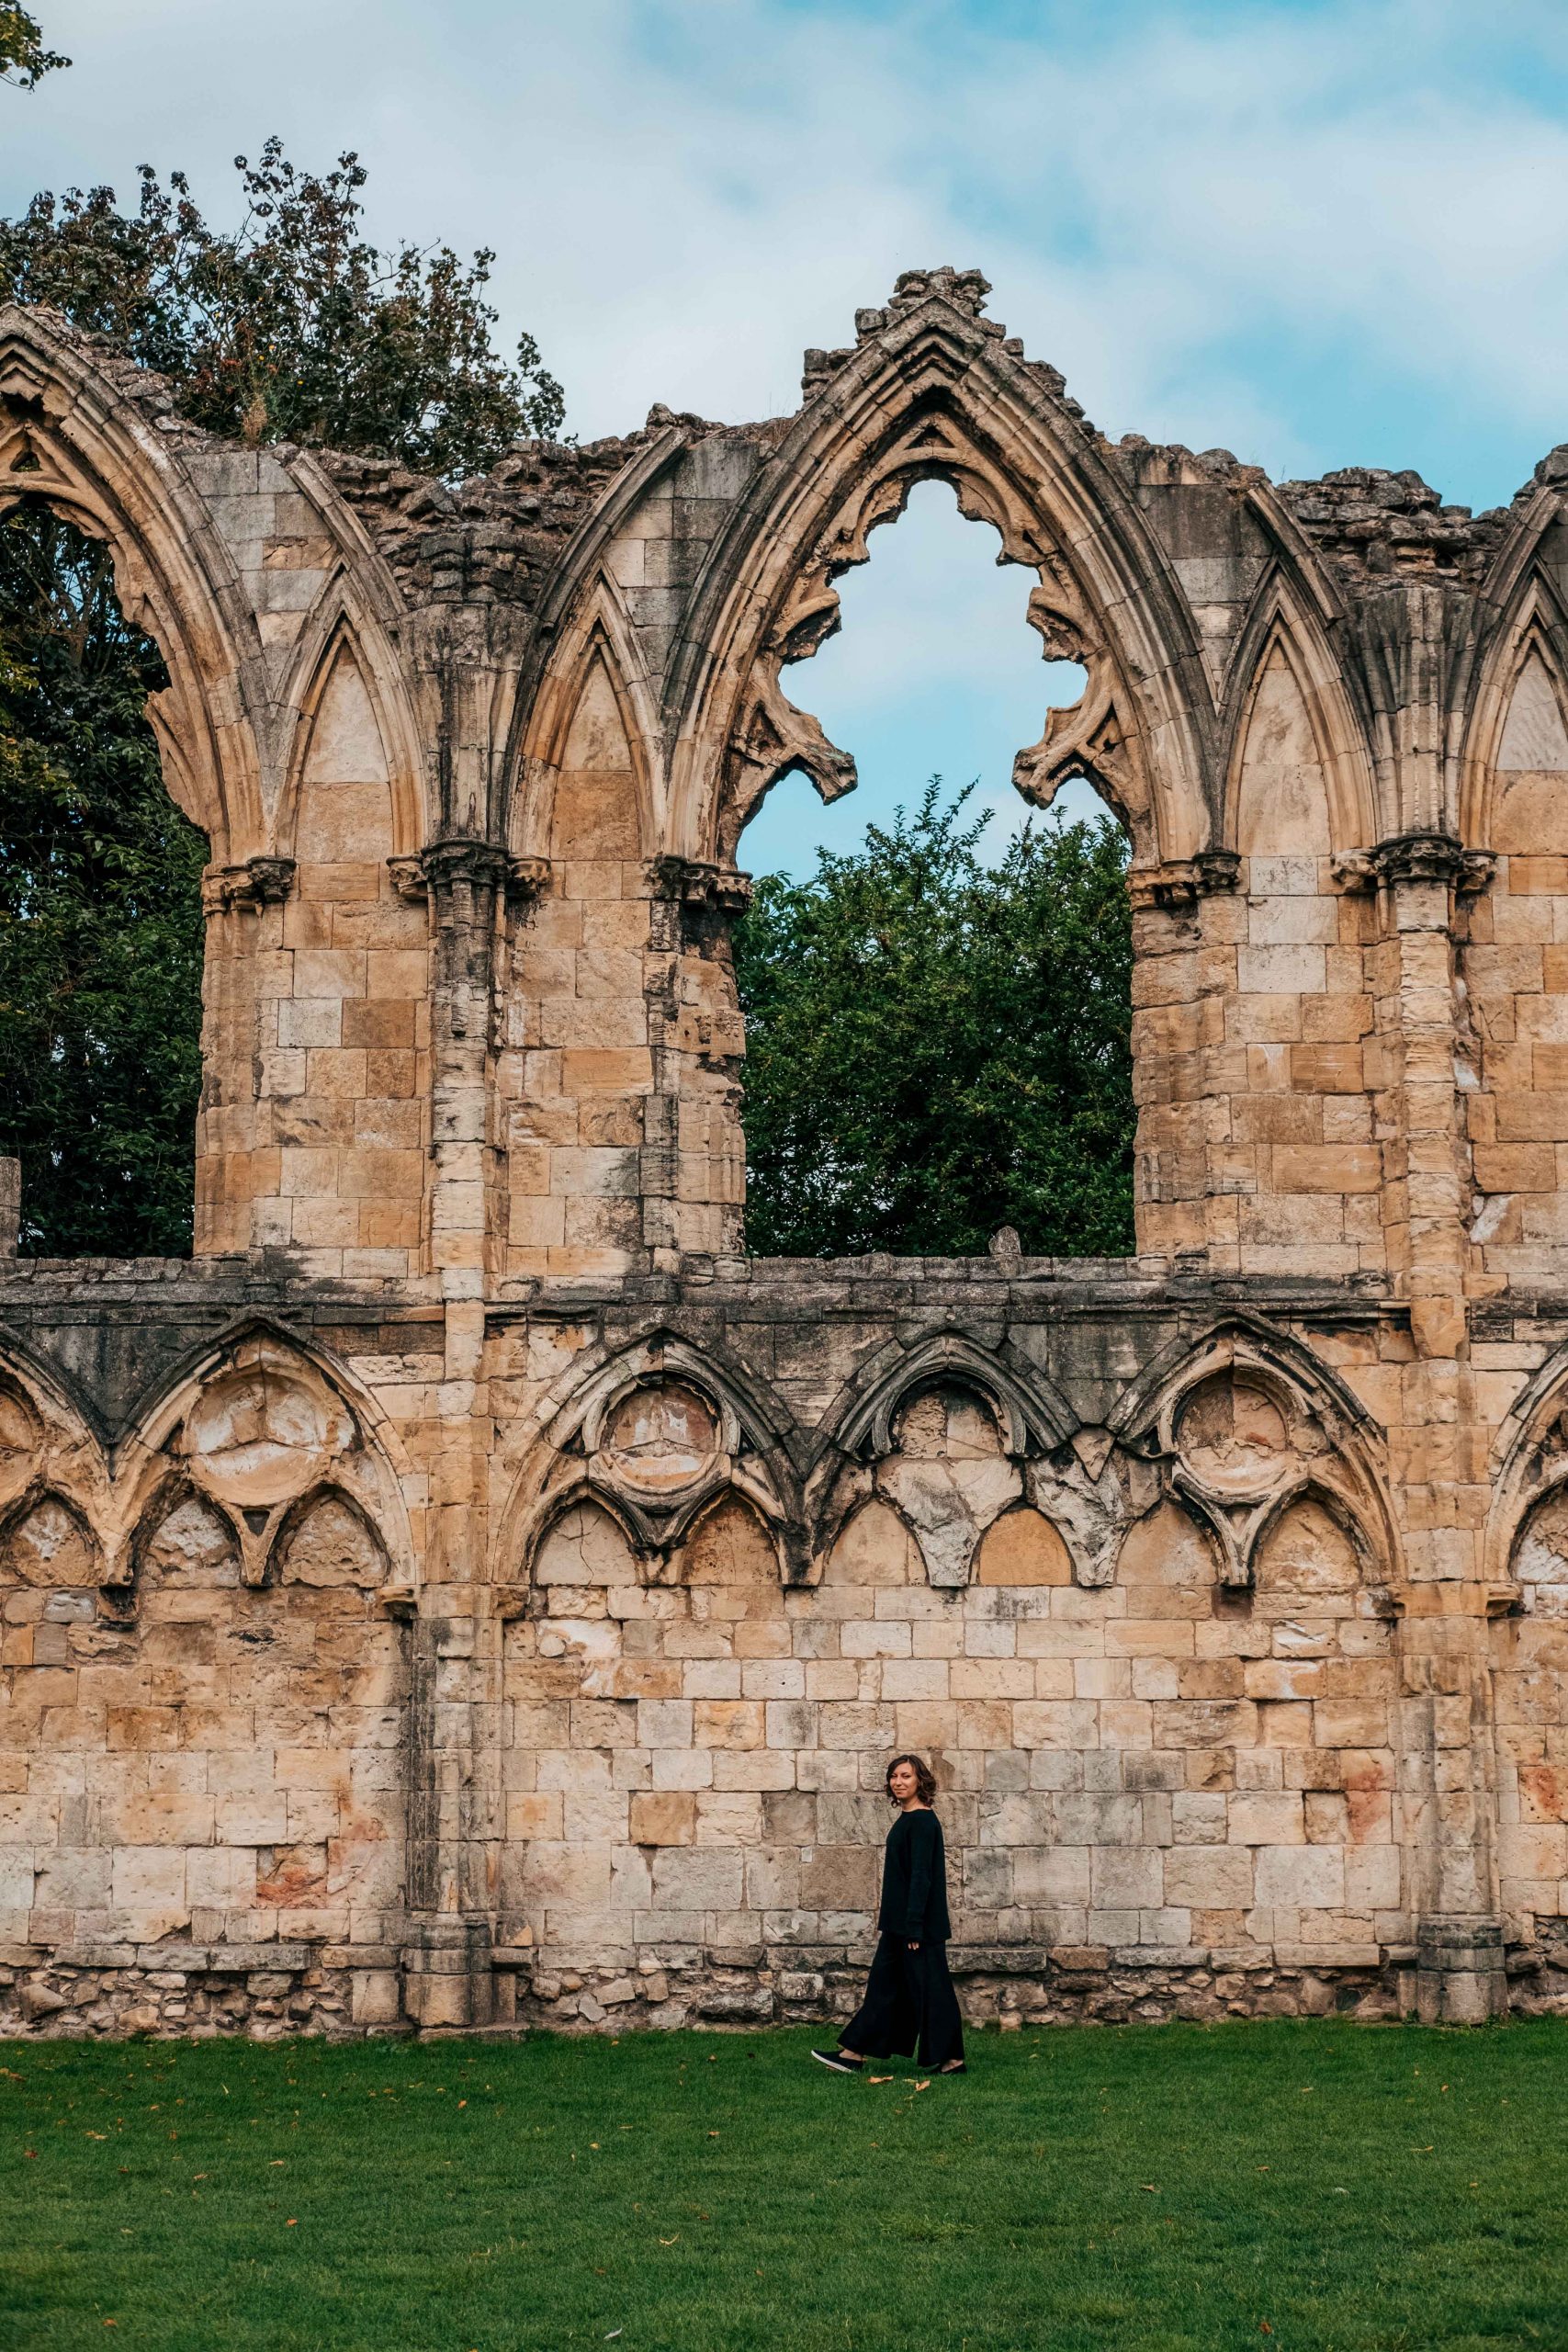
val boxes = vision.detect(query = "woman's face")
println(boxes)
[888,1759,920,1804]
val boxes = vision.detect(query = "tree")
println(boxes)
[732,782,1135,1259]
[0,141,565,1251]
[0,139,563,473]
[0,503,206,1254]
[0,5,66,89]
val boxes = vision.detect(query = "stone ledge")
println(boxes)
[1273,1943,1382,1970]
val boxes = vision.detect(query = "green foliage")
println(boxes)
[0,138,567,1253]
[6,2021,1568,2350]
[0,138,564,476]
[0,503,206,1254]
[0,5,67,89]
[734,780,1135,1258]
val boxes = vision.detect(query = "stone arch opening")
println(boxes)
[0,494,208,1253]
[737,478,1101,876]
[726,452,1138,1263]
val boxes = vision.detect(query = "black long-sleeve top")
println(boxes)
[876,1805,952,1941]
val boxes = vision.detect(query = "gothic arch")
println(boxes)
[267,1481,393,1589]
[1460,565,1568,851]
[1221,576,1378,856]
[495,1325,801,1583]
[822,1328,1077,1467]
[0,304,267,860]
[1481,1340,1568,1589]
[113,1317,417,1595]
[0,1486,102,1590]
[512,576,661,865]
[0,1340,111,1565]
[276,578,425,863]
[659,277,1215,872]
[1106,1314,1397,1589]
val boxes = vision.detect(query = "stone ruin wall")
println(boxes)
[3,268,1568,2040]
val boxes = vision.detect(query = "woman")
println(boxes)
[812,1752,966,2076]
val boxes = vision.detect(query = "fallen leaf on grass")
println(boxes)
[1259,2324,1273,2336]
[707,2131,720,2139]
[286,2219,298,2227]
[659,2235,680,2246]
[1140,2185,1158,2194]
[913,2081,931,2093]
[869,2075,893,2085]
[607,2334,623,2341]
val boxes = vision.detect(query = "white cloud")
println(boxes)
[12,0,1568,867]
[7,0,1568,494]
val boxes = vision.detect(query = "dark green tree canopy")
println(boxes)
[0,137,567,1253]
[1,140,564,478]
[733,783,1135,1260]
[0,501,205,1254]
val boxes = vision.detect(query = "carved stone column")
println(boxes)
[1339,831,1506,2020]
[1127,851,1242,1268]
[643,857,751,1265]
[195,855,297,1256]
[389,837,514,2024]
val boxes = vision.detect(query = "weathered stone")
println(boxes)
[0,273,1562,2036]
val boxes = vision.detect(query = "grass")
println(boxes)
[3,2019,1566,2352]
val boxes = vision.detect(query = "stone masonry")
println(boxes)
[4,268,1568,2039]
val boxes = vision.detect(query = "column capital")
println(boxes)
[1127,849,1239,911]
[1332,832,1494,896]
[200,854,296,913]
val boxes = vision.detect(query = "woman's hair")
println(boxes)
[886,1752,938,1806]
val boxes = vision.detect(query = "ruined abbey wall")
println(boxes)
[4,269,1568,2039]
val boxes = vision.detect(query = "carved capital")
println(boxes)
[648,856,753,916]
[506,854,554,908]
[1333,834,1495,895]
[1127,851,1240,912]
[389,842,542,905]
[201,855,296,914]
[420,839,512,897]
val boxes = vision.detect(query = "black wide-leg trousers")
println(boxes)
[841,1934,964,2069]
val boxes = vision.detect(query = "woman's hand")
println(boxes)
[907,1939,921,1951]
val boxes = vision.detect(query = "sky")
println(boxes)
[7,0,1568,871]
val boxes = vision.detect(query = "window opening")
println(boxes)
[733,479,1134,1261]
[0,498,206,1255]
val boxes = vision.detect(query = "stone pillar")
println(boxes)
[194,855,296,1256]
[1359,835,1508,2021]
[643,857,750,1266]
[391,837,514,2028]
[0,1156,18,1256]
[1128,852,1241,1268]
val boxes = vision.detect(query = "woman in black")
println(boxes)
[812,1753,966,2076]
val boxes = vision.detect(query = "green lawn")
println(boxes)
[3,2019,1565,2352]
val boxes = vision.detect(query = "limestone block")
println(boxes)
[630,1792,695,1845]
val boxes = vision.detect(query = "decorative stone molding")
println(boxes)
[1127,851,1241,911]
[390,846,552,908]
[1331,834,1495,894]
[199,855,295,913]
[647,856,753,915]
